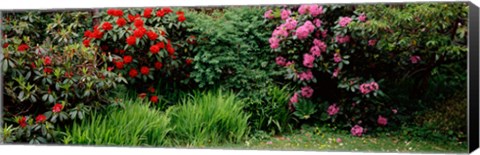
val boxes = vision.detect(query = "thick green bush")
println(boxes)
[187,7,283,91]
[166,90,250,147]
[63,99,171,146]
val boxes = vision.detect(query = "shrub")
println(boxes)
[243,83,295,135]
[265,3,467,134]
[2,11,126,143]
[63,99,171,146]
[187,7,283,91]
[166,89,250,147]
[83,7,197,91]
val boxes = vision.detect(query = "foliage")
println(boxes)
[187,7,283,91]
[242,83,295,135]
[63,99,171,146]
[166,89,250,147]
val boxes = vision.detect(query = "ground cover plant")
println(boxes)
[1,2,468,153]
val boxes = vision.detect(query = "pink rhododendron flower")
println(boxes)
[309,5,323,16]
[290,93,299,104]
[272,26,289,38]
[295,26,310,40]
[369,81,379,91]
[269,37,280,49]
[339,16,353,27]
[313,39,327,52]
[327,104,340,116]
[298,70,313,81]
[285,18,298,30]
[264,10,274,19]
[351,125,364,137]
[285,61,295,66]
[310,46,321,57]
[276,56,287,66]
[281,9,291,20]
[313,19,322,28]
[368,39,377,46]
[358,13,367,22]
[321,30,328,38]
[359,83,372,94]
[410,55,421,64]
[377,115,388,126]
[336,35,351,44]
[303,53,315,68]
[304,21,315,32]
[333,68,340,78]
[301,86,314,98]
[298,5,309,15]
[333,53,342,63]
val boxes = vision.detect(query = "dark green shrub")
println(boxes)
[63,99,171,146]
[166,90,250,147]
[187,7,283,91]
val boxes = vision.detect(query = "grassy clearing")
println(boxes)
[204,126,468,153]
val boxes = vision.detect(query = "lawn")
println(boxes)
[206,126,468,153]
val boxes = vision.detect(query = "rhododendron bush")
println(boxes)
[83,7,196,92]
[1,11,125,143]
[265,3,467,136]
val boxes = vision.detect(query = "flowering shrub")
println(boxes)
[265,3,467,135]
[1,12,125,143]
[83,7,196,94]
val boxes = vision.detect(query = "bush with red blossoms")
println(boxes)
[1,11,126,144]
[83,7,196,93]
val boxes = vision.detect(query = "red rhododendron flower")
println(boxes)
[134,18,144,28]
[35,114,47,124]
[156,10,166,17]
[186,58,193,65]
[92,29,104,39]
[133,27,146,38]
[167,44,175,55]
[64,71,74,78]
[102,22,113,31]
[107,9,123,17]
[52,103,63,113]
[18,116,27,128]
[84,30,92,38]
[126,36,137,45]
[83,39,90,47]
[178,14,186,22]
[146,31,158,40]
[140,66,150,75]
[176,11,184,15]
[154,61,163,70]
[43,56,52,66]
[150,45,160,54]
[30,62,36,69]
[150,95,159,103]
[156,42,165,49]
[148,86,155,93]
[144,8,153,18]
[129,68,138,78]
[119,49,126,55]
[18,44,29,51]
[44,67,53,74]
[115,61,124,69]
[123,55,133,64]
[160,31,166,36]
[163,7,173,14]
[2,43,9,48]
[116,17,127,27]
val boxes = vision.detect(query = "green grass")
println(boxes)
[166,89,251,147]
[206,126,468,153]
[63,98,171,146]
